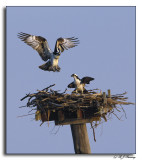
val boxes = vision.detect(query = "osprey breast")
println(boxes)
[74,78,81,86]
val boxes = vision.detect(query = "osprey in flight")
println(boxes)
[18,32,79,72]
[68,74,94,93]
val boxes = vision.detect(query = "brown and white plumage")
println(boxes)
[68,74,94,93]
[18,32,79,72]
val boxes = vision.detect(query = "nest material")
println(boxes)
[20,84,134,125]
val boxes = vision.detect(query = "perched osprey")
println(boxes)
[68,74,94,93]
[17,32,79,72]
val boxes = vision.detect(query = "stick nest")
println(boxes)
[20,84,134,124]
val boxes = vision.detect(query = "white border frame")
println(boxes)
[1,0,140,159]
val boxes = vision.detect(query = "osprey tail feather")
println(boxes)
[39,61,60,72]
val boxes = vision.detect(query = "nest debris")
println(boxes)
[20,84,133,121]
[20,84,134,141]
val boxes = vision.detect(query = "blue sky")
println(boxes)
[6,6,135,154]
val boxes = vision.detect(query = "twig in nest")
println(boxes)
[50,124,56,134]
[120,105,127,119]
[102,114,107,122]
[52,126,61,135]
[42,84,55,91]
[114,106,121,112]
[19,105,27,108]
[91,122,96,142]
[28,109,36,113]
[17,113,35,118]
[20,93,30,101]
[40,122,44,126]
[61,88,67,94]
[112,111,123,121]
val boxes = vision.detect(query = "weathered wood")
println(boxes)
[108,89,111,98]
[103,92,107,104]
[77,109,83,119]
[55,116,101,125]
[35,110,41,121]
[58,110,64,121]
[102,114,107,122]
[70,123,91,154]
[47,110,50,127]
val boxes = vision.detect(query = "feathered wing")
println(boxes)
[83,88,88,94]
[68,82,76,88]
[81,77,94,84]
[18,32,52,61]
[54,37,79,53]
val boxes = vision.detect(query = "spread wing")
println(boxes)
[68,82,76,88]
[81,77,94,84]
[18,32,52,61]
[54,37,79,53]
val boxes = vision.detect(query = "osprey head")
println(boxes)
[71,74,78,78]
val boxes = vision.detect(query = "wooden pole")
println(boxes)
[70,123,91,154]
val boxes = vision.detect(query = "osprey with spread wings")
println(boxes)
[18,32,79,72]
[68,74,94,94]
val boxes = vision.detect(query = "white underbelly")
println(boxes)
[77,84,84,91]
[52,58,59,66]
[74,79,83,91]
